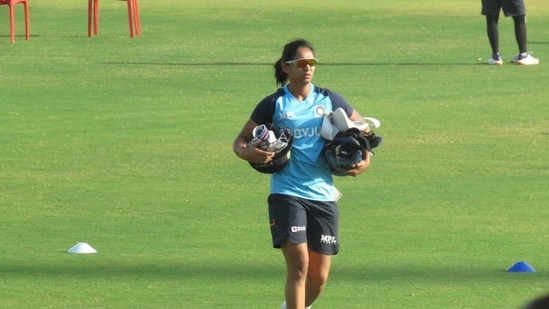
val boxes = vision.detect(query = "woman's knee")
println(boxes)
[282,242,310,277]
[307,254,331,286]
[307,267,329,287]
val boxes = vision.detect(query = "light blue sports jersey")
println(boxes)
[250,84,353,201]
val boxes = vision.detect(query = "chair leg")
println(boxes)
[87,0,139,38]
[126,0,134,38]
[24,1,29,40]
[9,4,15,43]
[87,0,92,36]
[94,0,98,35]
[133,0,140,35]
[88,0,98,37]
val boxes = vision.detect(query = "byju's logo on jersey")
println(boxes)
[291,226,306,233]
[320,235,337,244]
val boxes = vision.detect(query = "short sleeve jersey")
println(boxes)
[250,84,353,201]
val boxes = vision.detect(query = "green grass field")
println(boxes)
[1,0,548,308]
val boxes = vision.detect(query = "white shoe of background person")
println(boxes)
[511,52,539,65]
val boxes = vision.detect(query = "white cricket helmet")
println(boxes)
[321,108,381,141]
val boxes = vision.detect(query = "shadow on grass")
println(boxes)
[0,260,281,280]
[1,261,546,282]
[0,34,42,39]
[104,61,483,66]
[332,264,548,284]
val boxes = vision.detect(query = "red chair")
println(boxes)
[88,0,140,38]
[0,0,30,43]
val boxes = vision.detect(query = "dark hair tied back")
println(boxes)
[273,39,315,87]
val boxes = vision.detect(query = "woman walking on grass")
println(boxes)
[232,38,373,309]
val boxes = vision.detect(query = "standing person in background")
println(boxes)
[232,39,371,309]
[481,0,539,65]
[524,294,549,309]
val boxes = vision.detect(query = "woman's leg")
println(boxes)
[281,241,309,309]
[305,250,332,307]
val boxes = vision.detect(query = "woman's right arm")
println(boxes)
[233,118,275,164]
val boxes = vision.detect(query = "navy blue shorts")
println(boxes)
[268,194,339,255]
[481,0,526,17]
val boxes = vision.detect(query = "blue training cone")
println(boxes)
[507,261,535,272]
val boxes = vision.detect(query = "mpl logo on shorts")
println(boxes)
[291,226,306,233]
[320,235,337,244]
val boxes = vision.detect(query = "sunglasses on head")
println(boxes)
[285,58,318,68]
